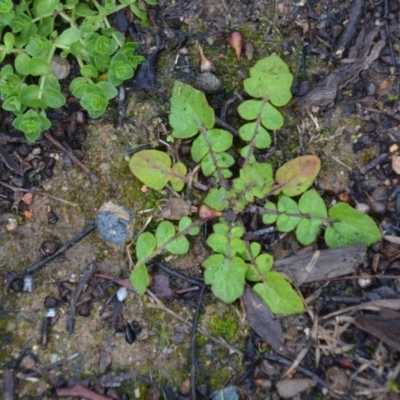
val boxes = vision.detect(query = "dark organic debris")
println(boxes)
[24,223,96,275]
[354,307,400,352]
[241,286,289,357]
[300,27,386,115]
[66,262,96,334]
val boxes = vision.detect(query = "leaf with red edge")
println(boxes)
[275,155,321,197]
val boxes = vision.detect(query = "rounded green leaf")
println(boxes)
[204,187,232,212]
[155,221,175,246]
[170,162,187,192]
[325,203,381,248]
[96,81,118,100]
[129,150,171,190]
[275,156,321,197]
[130,264,150,295]
[243,55,293,106]
[261,103,284,130]
[3,96,24,114]
[203,254,247,303]
[166,236,190,255]
[33,0,59,15]
[75,2,97,17]
[80,92,108,118]
[179,216,200,236]
[12,110,50,142]
[201,153,216,176]
[207,233,229,255]
[238,99,262,120]
[42,87,66,108]
[4,32,14,53]
[80,65,99,79]
[215,152,235,169]
[94,36,111,55]
[246,253,274,281]
[298,189,327,217]
[191,129,233,162]
[276,196,301,232]
[29,57,51,76]
[170,81,215,139]
[296,219,322,246]
[70,78,91,99]
[19,85,40,107]
[254,272,304,315]
[55,27,81,46]
[26,36,51,58]
[15,52,32,75]
[136,232,156,261]
[239,122,271,149]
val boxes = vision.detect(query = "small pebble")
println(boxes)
[116,286,128,302]
[6,218,18,232]
[23,275,33,292]
[194,73,222,94]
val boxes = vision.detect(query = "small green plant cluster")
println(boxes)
[0,0,154,141]
[128,55,382,315]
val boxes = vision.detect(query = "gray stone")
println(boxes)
[194,72,222,94]
[211,386,239,400]
[97,201,134,247]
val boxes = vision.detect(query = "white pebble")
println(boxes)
[117,287,128,302]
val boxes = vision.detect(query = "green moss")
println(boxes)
[209,366,233,389]
[209,313,239,342]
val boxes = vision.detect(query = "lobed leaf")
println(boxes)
[129,150,171,190]
[276,196,301,232]
[243,54,293,106]
[203,254,247,303]
[253,272,304,315]
[170,81,215,139]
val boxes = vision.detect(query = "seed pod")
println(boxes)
[198,205,222,221]
[130,320,142,335]
[198,43,215,73]
[77,300,91,317]
[40,240,59,256]
[46,205,59,224]
[228,32,244,61]
[44,296,61,308]
[58,282,72,302]
[125,323,136,344]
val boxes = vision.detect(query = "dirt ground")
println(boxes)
[1,0,400,399]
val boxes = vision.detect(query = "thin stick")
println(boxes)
[56,384,111,400]
[190,283,206,400]
[43,352,80,370]
[66,262,96,333]
[44,132,98,182]
[25,223,96,275]
[0,181,78,207]
[153,260,204,286]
